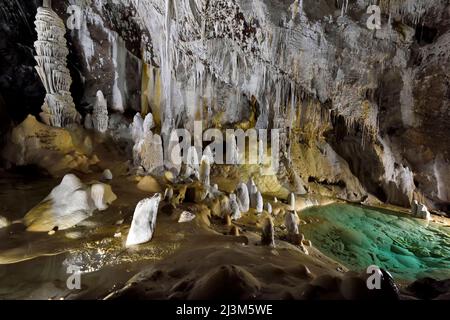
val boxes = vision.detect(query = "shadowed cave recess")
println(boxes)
[0,0,449,301]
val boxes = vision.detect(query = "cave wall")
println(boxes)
[0,0,449,212]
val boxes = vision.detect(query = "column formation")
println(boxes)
[34,1,80,127]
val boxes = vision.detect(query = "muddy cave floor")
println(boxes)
[0,141,449,300]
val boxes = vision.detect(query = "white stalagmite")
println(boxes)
[185,146,200,179]
[164,187,174,201]
[203,145,215,164]
[250,184,258,208]
[34,0,80,127]
[285,211,301,244]
[264,202,273,214]
[143,113,155,135]
[255,191,264,213]
[289,193,296,211]
[229,193,241,220]
[411,200,431,220]
[131,113,144,143]
[236,183,250,213]
[199,155,211,186]
[126,194,162,247]
[92,90,109,133]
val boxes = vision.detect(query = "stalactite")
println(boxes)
[34,1,80,127]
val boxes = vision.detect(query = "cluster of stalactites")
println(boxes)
[34,2,80,127]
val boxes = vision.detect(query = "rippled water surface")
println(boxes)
[301,204,450,281]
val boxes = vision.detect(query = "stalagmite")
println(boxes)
[261,216,275,247]
[285,211,301,245]
[199,155,211,186]
[185,146,200,179]
[203,145,215,164]
[90,183,117,211]
[92,90,109,133]
[102,169,113,181]
[126,194,162,247]
[264,202,273,214]
[255,191,264,214]
[289,193,296,211]
[249,184,259,208]
[131,113,144,143]
[229,193,241,220]
[164,187,174,201]
[143,113,155,135]
[133,133,165,174]
[34,0,80,127]
[236,183,250,213]
[84,113,93,129]
[411,200,431,220]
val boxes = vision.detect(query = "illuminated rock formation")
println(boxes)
[236,183,250,213]
[126,194,162,247]
[34,0,80,127]
[92,90,109,133]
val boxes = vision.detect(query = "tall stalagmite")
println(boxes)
[34,0,80,127]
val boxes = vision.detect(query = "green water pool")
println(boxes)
[300,204,450,282]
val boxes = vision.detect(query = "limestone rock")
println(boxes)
[3,115,98,176]
[133,133,164,174]
[412,200,431,220]
[126,194,162,247]
[137,176,162,193]
[24,174,117,232]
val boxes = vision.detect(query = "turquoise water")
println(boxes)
[300,204,450,282]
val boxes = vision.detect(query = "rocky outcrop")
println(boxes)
[2,115,98,176]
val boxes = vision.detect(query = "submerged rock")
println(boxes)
[126,194,162,247]
[24,174,117,232]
